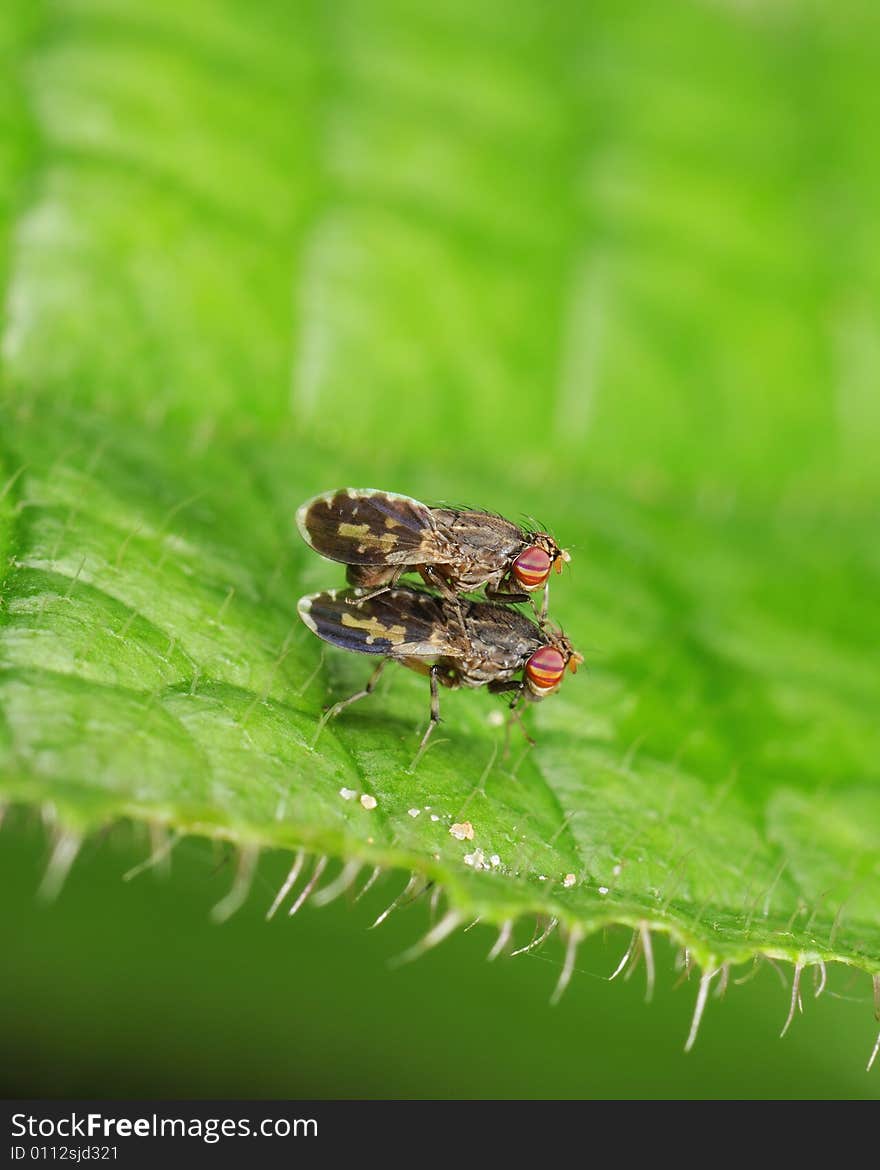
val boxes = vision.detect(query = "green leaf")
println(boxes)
[2,0,880,1004]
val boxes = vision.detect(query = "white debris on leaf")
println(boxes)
[339,787,357,801]
[563,873,576,888]
[598,886,609,895]
[487,710,504,727]
[430,814,440,822]
[360,794,377,810]
[489,854,501,868]
[612,864,622,876]
[449,821,474,841]
[464,849,491,871]
[407,808,420,818]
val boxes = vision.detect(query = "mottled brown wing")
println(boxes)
[296,489,444,566]
[297,587,467,659]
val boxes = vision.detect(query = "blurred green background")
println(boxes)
[2,0,880,1099]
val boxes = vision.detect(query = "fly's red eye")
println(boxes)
[525,646,566,691]
[513,545,552,589]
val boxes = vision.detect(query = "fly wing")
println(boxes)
[298,588,466,659]
[296,489,444,566]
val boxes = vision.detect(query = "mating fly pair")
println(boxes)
[296,488,580,762]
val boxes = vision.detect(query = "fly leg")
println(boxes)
[528,580,550,623]
[523,585,555,628]
[409,665,445,772]
[507,690,536,749]
[345,568,404,606]
[488,680,534,756]
[311,659,387,749]
[485,584,529,605]
[421,566,466,631]
[486,574,547,617]
[512,584,548,622]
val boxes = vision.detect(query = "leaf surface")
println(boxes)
[1,0,879,980]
